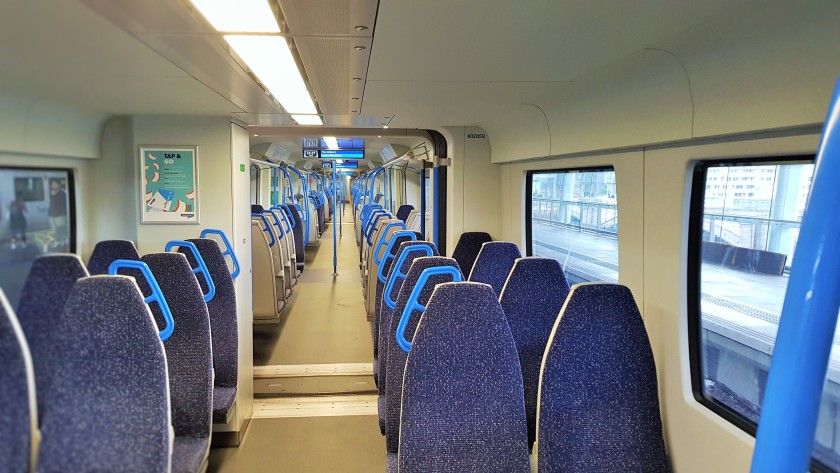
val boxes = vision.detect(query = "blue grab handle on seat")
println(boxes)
[377,231,419,284]
[252,213,275,247]
[165,240,216,303]
[365,212,391,245]
[361,204,382,229]
[395,266,462,353]
[263,210,285,237]
[750,78,840,473]
[373,222,407,267]
[272,206,292,232]
[108,260,176,341]
[384,244,433,309]
[278,205,295,230]
[200,228,241,279]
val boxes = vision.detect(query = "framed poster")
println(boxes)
[139,146,199,224]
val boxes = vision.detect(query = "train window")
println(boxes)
[687,158,840,470]
[525,167,618,284]
[0,167,75,308]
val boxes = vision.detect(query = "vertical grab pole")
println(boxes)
[339,172,343,237]
[332,162,338,276]
[751,79,840,473]
[420,166,426,238]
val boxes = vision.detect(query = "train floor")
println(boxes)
[210,207,385,472]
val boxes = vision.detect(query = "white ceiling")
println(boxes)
[0,0,763,136]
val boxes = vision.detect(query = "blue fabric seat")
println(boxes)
[468,241,522,296]
[373,232,422,362]
[16,255,89,417]
[399,282,530,473]
[384,257,462,453]
[36,276,171,473]
[87,240,141,275]
[251,204,264,213]
[537,283,670,472]
[499,257,569,449]
[396,204,414,222]
[451,231,492,277]
[284,204,306,272]
[140,253,213,473]
[0,289,38,473]
[376,241,439,434]
[181,238,239,424]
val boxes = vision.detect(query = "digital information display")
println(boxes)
[321,160,359,169]
[303,149,365,159]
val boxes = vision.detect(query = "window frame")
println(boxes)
[525,165,616,258]
[0,165,77,253]
[686,155,832,472]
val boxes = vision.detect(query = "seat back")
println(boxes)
[385,256,461,453]
[451,231,493,277]
[499,257,569,447]
[183,238,239,390]
[37,276,171,473]
[537,283,669,472]
[250,204,264,213]
[141,253,213,441]
[0,289,38,473]
[366,220,404,314]
[16,255,89,416]
[87,240,140,275]
[285,204,306,266]
[252,219,280,320]
[399,282,529,472]
[396,204,414,222]
[372,232,421,359]
[469,241,522,295]
[376,241,439,394]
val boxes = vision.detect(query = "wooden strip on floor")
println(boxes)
[254,363,374,379]
[253,394,378,419]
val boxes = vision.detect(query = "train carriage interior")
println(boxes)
[2,0,840,472]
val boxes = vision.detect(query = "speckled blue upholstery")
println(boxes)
[376,242,439,434]
[396,205,414,222]
[469,241,522,296]
[451,232,492,277]
[86,240,141,275]
[37,276,171,473]
[374,233,422,360]
[16,255,89,416]
[251,204,264,214]
[384,257,462,453]
[284,204,306,271]
[182,239,239,424]
[141,253,212,473]
[499,257,569,448]
[538,283,670,472]
[399,282,530,472]
[0,289,37,473]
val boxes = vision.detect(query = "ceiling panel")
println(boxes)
[369,0,754,82]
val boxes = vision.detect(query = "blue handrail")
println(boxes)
[395,266,462,353]
[252,213,276,247]
[365,212,391,246]
[262,210,285,238]
[377,231,419,284]
[200,228,241,279]
[108,260,176,341]
[384,244,434,309]
[272,206,293,233]
[165,240,216,303]
[278,205,295,230]
[751,79,840,472]
[373,222,407,267]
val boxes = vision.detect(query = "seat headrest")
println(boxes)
[469,241,522,295]
[451,232,493,276]
[87,240,140,275]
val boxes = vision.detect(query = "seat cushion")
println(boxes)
[213,386,236,424]
[172,436,209,473]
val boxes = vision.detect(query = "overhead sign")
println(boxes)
[303,149,364,159]
[321,160,359,169]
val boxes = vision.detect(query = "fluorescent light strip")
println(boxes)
[189,0,280,33]
[292,115,324,126]
[324,136,339,149]
[224,36,318,116]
